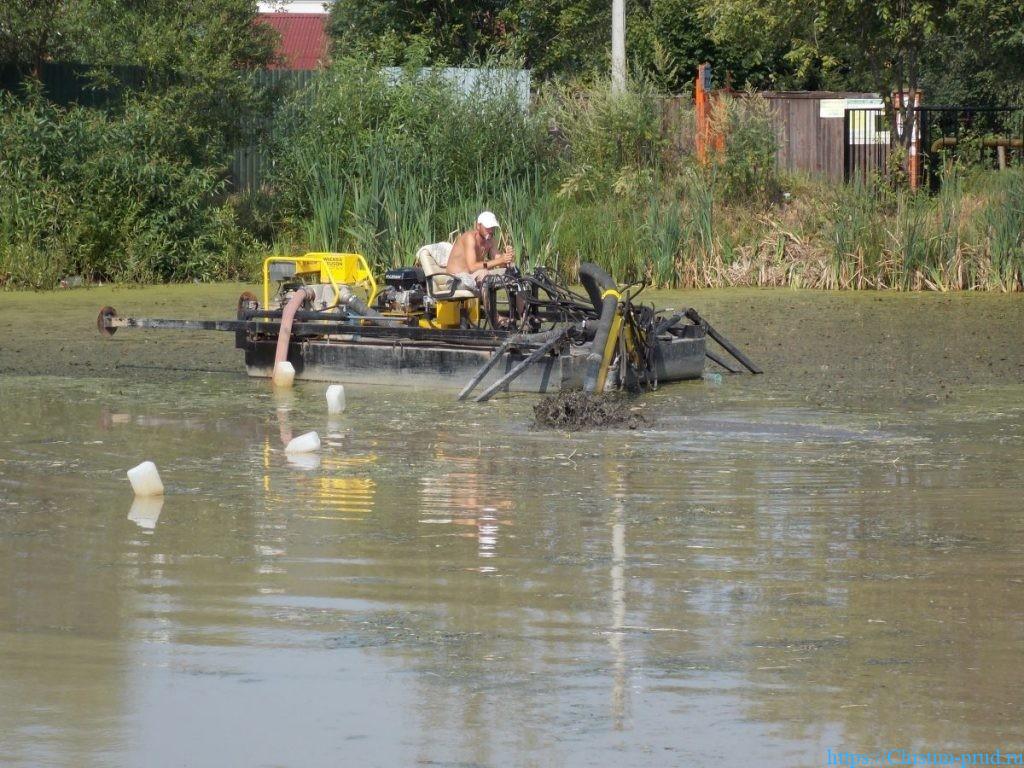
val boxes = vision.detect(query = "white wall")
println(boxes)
[257,1,330,13]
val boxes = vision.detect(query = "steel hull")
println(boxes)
[244,326,705,392]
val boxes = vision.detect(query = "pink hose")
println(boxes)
[274,288,307,366]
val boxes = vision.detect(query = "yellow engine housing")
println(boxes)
[262,253,378,309]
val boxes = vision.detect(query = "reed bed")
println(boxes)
[270,65,1023,293]
[3,58,1022,292]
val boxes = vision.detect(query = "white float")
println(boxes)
[326,384,346,414]
[272,361,296,388]
[127,461,164,497]
[285,431,320,454]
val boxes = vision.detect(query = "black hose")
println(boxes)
[579,263,613,317]
[579,263,620,393]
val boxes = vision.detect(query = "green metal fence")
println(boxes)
[231,69,317,192]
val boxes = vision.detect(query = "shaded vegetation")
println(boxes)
[1,0,1022,291]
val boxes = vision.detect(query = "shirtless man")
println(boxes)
[445,211,514,291]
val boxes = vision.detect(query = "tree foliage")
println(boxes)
[0,0,275,286]
[324,0,1024,104]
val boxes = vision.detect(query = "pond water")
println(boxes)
[1,287,1023,767]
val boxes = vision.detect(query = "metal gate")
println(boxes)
[845,105,1024,189]
[843,107,891,183]
[918,106,1024,191]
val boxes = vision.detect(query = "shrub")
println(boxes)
[0,90,260,288]
[268,55,551,268]
[537,76,665,199]
[708,90,780,204]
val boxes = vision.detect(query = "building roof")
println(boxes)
[257,2,329,11]
[259,13,329,70]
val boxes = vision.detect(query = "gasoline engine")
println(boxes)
[373,267,426,315]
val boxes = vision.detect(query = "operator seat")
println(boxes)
[416,242,478,300]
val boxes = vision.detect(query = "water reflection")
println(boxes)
[609,491,627,730]
[1,356,1024,766]
[127,496,164,530]
[286,452,321,471]
[419,446,515,572]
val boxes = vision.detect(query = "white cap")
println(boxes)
[477,211,500,230]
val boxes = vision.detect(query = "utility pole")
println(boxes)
[611,0,625,94]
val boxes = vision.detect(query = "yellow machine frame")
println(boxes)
[262,251,482,330]
[261,253,378,309]
[422,297,480,330]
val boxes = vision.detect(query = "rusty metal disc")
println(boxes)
[237,291,259,318]
[97,306,117,337]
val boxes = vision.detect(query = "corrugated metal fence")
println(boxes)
[231,69,316,192]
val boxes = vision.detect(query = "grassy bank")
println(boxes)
[4,285,1023,411]
[2,59,1022,292]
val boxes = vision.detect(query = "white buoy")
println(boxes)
[273,361,295,388]
[127,461,164,497]
[128,496,164,529]
[285,430,320,454]
[326,384,346,414]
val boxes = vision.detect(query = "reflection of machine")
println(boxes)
[99,251,761,396]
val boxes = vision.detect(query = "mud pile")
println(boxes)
[533,391,647,430]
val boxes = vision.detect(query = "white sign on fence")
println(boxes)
[819,97,883,119]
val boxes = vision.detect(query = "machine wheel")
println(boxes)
[236,291,259,349]
[97,306,117,337]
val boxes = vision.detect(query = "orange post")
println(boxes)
[894,90,924,189]
[695,63,712,164]
[695,63,726,164]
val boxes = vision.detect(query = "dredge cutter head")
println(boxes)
[97,306,118,337]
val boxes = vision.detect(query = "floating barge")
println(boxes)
[242,321,708,393]
[98,253,759,399]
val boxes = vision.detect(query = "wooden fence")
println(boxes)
[665,90,881,182]
[761,91,879,181]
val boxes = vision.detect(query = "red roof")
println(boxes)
[259,13,328,70]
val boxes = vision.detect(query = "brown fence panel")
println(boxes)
[660,91,880,182]
[761,92,878,181]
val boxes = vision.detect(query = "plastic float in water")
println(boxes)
[326,384,346,414]
[127,460,164,497]
[272,360,296,388]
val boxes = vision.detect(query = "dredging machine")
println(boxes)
[97,248,760,401]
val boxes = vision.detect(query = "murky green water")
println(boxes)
[2,287,1023,766]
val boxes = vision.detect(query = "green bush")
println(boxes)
[268,55,551,269]
[0,90,260,288]
[537,76,665,199]
[709,91,780,204]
